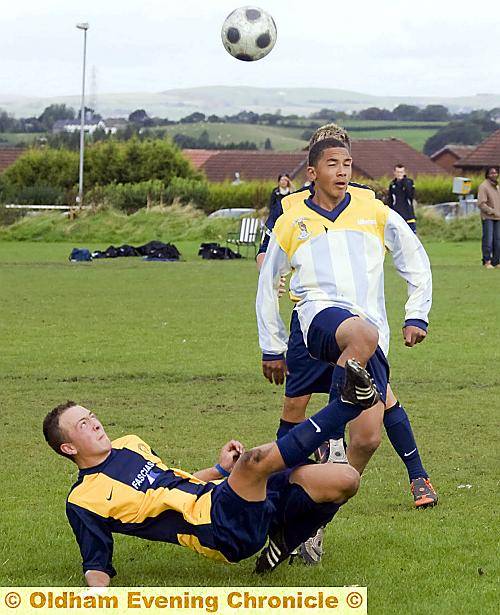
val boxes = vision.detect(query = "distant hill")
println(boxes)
[1,86,500,119]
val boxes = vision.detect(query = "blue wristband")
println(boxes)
[215,463,230,478]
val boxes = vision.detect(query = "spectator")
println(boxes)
[387,165,417,233]
[477,166,500,269]
[232,172,243,185]
[269,174,294,215]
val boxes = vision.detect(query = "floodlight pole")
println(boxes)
[76,22,89,209]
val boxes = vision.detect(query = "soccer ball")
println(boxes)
[221,6,277,62]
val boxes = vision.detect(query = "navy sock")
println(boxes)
[276,419,302,439]
[384,402,428,481]
[280,484,341,551]
[326,365,347,440]
[277,368,363,467]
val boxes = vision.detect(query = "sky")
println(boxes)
[1,0,497,99]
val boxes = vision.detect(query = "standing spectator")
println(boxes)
[231,172,243,185]
[388,164,417,233]
[269,174,294,215]
[477,166,500,269]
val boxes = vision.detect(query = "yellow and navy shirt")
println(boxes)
[256,190,432,358]
[66,435,227,577]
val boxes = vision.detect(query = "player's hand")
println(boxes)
[256,252,266,270]
[262,359,288,385]
[219,440,245,472]
[278,275,287,298]
[402,325,427,347]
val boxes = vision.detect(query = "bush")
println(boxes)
[77,178,275,214]
[2,148,78,191]
[205,181,274,214]
[14,184,66,205]
[86,180,166,213]
[0,205,24,226]
[85,138,200,186]
[163,177,209,207]
[1,138,201,204]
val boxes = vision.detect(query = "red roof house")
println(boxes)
[0,147,27,174]
[429,145,476,174]
[454,130,500,173]
[183,139,443,183]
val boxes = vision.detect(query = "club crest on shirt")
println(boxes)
[294,217,310,240]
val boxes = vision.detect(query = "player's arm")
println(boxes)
[406,178,415,202]
[386,182,395,208]
[66,502,116,586]
[193,440,245,481]
[384,208,432,347]
[256,231,291,383]
[256,200,284,268]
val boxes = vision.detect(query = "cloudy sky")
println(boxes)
[1,0,496,98]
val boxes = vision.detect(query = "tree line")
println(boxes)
[2,103,499,134]
[1,102,498,156]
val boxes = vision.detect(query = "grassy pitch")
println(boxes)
[0,240,498,614]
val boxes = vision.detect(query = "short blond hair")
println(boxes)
[309,123,351,150]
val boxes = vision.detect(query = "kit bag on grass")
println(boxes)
[69,248,92,262]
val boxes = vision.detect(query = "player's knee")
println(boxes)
[282,396,309,422]
[337,465,360,500]
[239,447,269,475]
[345,321,379,363]
[357,321,379,357]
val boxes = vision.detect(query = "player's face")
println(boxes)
[59,405,112,459]
[308,147,352,201]
[394,167,405,180]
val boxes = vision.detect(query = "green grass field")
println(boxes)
[0,240,498,614]
[160,122,442,152]
[0,132,43,145]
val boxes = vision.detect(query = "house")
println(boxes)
[0,147,27,174]
[52,119,112,135]
[349,139,443,179]
[182,139,443,183]
[454,130,500,174]
[103,118,129,134]
[430,145,476,174]
[182,150,308,183]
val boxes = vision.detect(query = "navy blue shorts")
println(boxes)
[210,470,330,563]
[307,307,390,403]
[285,311,333,398]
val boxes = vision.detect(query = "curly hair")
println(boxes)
[309,122,351,150]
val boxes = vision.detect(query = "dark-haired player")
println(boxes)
[256,135,436,561]
[257,124,437,502]
[44,388,374,582]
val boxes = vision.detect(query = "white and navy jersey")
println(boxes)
[256,191,432,357]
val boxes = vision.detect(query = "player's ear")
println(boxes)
[60,442,77,456]
[307,166,317,181]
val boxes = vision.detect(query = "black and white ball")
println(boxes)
[221,6,277,62]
